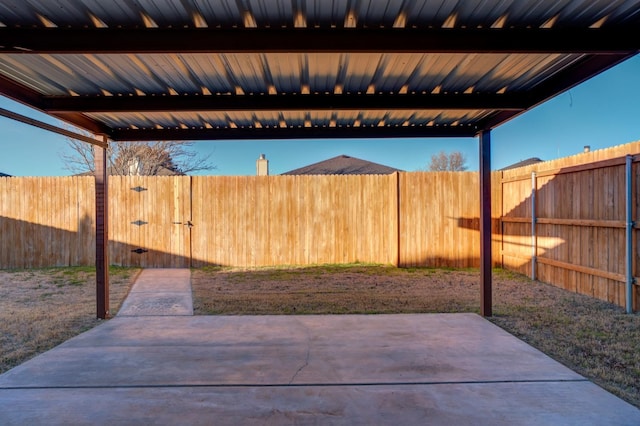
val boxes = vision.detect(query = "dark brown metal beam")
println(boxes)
[109,125,479,141]
[50,112,112,136]
[94,139,110,319]
[0,73,112,136]
[0,107,107,148]
[43,93,528,113]
[477,53,635,130]
[479,130,492,317]
[0,28,638,54]
[0,74,46,107]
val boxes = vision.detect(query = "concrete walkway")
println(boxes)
[118,268,193,316]
[1,269,639,425]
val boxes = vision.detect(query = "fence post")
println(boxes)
[500,171,505,269]
[531,172,537,281]
[625,155,634,313]
[395,172,401,267]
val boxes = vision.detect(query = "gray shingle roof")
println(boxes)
[282,155,402,175]
[500,157,543,171]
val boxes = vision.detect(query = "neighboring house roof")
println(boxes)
[500,157,543,171]
[0,172,11,177]
[282,155,402,175]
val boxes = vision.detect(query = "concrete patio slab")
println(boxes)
[1,313,638,425]
[0,314,583,387]
[0,381,636,426]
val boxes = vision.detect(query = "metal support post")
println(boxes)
[625,155,634,314]
[479,130,492,317]
[94,138,110,319]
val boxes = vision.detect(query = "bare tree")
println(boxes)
[428,151,468,171]
[447,151,467,171]
[61,139,215,175]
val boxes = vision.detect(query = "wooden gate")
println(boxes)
[110,176,192,267]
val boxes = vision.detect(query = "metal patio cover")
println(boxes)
[0,0,638,142]
[1,1,639,319]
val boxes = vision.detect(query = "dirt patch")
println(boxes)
[192,265,640,408]
[0,266,139,374]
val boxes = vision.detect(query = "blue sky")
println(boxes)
[1,55,639,176]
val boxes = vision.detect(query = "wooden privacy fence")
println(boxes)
[0,177,95,267]
[191,174,400,267]
[0,172,487,270]
[500,142,640,311]
[1,141,640,311]
[101,173,479,267]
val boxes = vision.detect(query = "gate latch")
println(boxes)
[184,220,194,228]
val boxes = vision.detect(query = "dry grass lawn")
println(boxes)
[192,265,640,408]
[0,266,140,374]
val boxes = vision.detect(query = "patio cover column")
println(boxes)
[479,130,492,316]
[94,137,109,319]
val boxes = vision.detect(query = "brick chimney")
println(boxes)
[256,154,269,176]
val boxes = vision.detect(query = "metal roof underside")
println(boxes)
[0,0,638,142]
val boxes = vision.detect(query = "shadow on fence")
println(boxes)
[0,215,219,269]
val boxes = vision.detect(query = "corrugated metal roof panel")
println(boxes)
[0,1,639,28]
[0,1,636,140]
[0,55,58,94]
[0,52,586,97]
